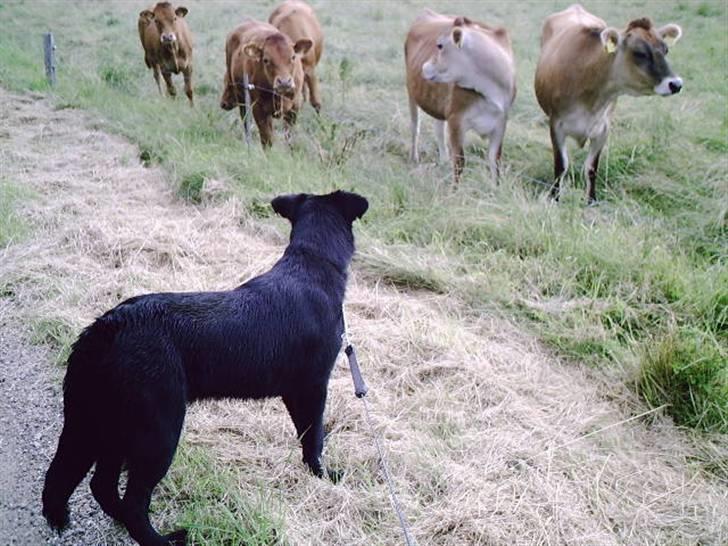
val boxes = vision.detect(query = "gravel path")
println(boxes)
[0,89,137,546]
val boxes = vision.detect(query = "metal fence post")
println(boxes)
[242,72,252,146]
[43,32,57,87]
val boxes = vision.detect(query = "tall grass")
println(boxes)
[1,0,724,426]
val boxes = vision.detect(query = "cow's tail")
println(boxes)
[42,317,118,531]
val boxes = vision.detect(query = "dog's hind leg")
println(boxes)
[121,391,187,545]
[42,421,95,530]
[90,453,124,522]
[283,384,328,478]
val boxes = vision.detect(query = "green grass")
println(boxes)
[30,317,76,366]
[0,179,31,248]
[637,329,728,432]
[158,445,286,545]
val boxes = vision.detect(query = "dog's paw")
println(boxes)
[163,529,188,545]
[43,503,70,532]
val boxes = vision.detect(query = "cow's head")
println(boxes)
[140,2,188,48]
[243,34,312,98]
[601,18,683,96]
[422,17,475,84]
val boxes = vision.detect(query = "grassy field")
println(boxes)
[0,0,726,544]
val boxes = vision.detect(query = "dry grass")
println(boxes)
[2,87,727,545]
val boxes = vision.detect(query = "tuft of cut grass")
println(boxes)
[30,317,76,366]
[637,329,728,432]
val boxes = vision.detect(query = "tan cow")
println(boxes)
[220,20,312,148]
[405,9,516,184]
[138,2,194,105]
[269,0,324,112]
[535,4,683,203]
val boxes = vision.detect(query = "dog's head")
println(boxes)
[271,191,369,225]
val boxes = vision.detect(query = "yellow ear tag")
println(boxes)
[605,40,616,54]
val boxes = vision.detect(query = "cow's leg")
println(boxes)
[487,117,507,183]
[408,94,420,163]
[448,116,465,185]
[253,105,273,149]
[152,65,163,96]
[306,69,321,113]
[161,71,177,99]
[549,121,568,200]
[182,66,193,106]
[434,119,448,163]
[584,126,608,205]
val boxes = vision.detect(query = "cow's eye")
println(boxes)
[263,58,269,65]
[291,55,296,61]
[437,43,443,50]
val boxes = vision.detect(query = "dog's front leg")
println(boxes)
[283,385,328,478]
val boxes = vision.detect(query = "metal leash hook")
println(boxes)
[341,306,416,546]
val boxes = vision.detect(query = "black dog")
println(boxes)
[42,190,368,546]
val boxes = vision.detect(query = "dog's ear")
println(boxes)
[271,193,306,221]
[332,191,369,223]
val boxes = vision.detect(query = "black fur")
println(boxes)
[42,190,368,546]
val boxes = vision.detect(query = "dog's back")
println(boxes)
[43,191,368,545]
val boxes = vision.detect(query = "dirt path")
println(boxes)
[1,87,726,545]
[0,93,135,544]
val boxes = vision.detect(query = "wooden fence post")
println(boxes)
[43,32,57,87]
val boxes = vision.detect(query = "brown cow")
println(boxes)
[535,4,683,203]
[138,2,194,105]
[405,9,516,184]
[220,20,312,148]
[269,0,324,112]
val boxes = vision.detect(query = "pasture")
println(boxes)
[0,0,726,544]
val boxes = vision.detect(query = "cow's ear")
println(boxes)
[600,27,621,54]
[271,193,306,222]
[332,191,368,223]
[452,26,465,49]
[658,23,682,46]
[140,10,154,22]
[175,6,188,17]
[294,39,313,55]
[243,43,263,60]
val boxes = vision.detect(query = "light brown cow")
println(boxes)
[535,4,683,203]
[138,2,194,105]
[405,9,516,184]
[269,0,324,112]
[220,20,312,148]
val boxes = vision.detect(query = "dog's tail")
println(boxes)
[42,316,118,531]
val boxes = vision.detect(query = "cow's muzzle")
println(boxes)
[274,77,296,97]
[655,76,683,96]
[161,33,177,44]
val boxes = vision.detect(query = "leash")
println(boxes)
[341,306,417,546]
